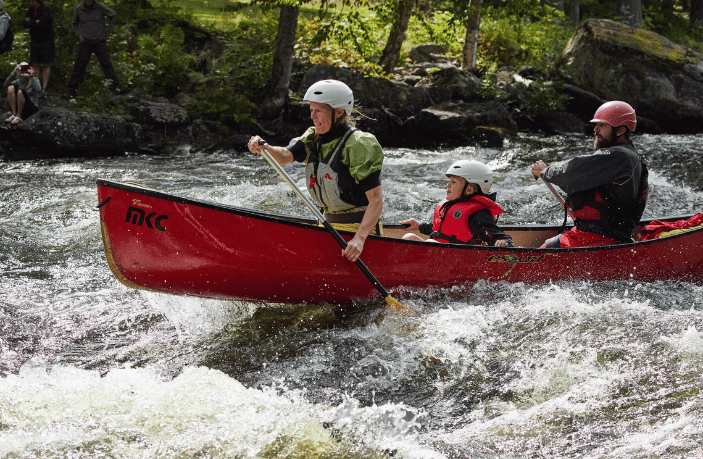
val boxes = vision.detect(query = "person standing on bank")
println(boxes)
[67,0,119,96]
[247,79,384,263]
[0,1,13,55]
[531,100,649,248]
[5,62,42,124]
[400,160,513,247]
[23,0,54,98]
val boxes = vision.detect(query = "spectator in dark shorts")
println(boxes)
[5,62,42,124]
[23,0,54,98]
[68,0,119,96]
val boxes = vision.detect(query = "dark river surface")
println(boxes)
[1,133,703,458]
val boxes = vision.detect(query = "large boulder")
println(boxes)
[7,107,142,157]
[562,18,703,133]
[280,63,514,148]
[408,43,450,64]
[298,64,429,119]
[1,102,201,159]
[128,100,190,126]
[401,101,517,146]
[415,66,482,104]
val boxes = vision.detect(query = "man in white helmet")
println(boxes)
[400,159,513,247]
[248,79,384,262]
[531,100,648,248]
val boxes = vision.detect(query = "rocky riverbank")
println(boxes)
[2,18,702,160]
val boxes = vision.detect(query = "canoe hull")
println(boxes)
[97,179,703,304]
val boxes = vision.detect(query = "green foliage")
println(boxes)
[476,73,502,101]
[2,0,701,127]
[407,11,463,57]
[126,25,195,96]
[185,72,254,125]
[479,5,574,73]
[522,80,570,117]
[641,2,703,53]
[180,12,279,124]
[296,9,388,76]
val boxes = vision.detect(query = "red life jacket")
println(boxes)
[567,168,649,243]
[432,196,504,244]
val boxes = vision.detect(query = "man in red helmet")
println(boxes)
[530,101,649,248]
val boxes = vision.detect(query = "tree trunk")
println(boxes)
[260,5,298,119]
[461,0,483,72]
[378,0,416,74]
[616,0,643,27]
[692,0,703,25]
[540,0,565,11]
[570,0,580,23]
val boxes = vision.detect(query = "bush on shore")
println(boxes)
[2,0,701,129]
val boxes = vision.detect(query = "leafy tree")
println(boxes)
[462,0,483,71]
[259,3,298,118]
[692,0,703,25]
[541,0,565,11]
[569,0,580,23]
[617,0,643,26]
[378,0,417,74]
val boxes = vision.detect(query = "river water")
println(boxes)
[2,133,703,458]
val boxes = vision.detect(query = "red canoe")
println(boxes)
[97,179,703,304]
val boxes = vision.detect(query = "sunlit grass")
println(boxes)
[156,0,260,28]
[156,0,343,29]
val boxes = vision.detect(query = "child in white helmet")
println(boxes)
[400,159,513,247]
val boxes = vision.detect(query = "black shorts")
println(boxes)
[30,39,55,65]
[10,85,39,119]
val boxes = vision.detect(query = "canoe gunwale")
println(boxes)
[96,178,702,254]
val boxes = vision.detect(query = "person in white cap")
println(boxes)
[531,101,649,247]
[5,61,42,124]
[248,79,384,262]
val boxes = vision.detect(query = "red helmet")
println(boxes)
[591,101,637,132]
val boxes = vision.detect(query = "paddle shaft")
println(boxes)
[541,177,576,220]
[257,145,394,301]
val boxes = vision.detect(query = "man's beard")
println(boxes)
[594,130,617,150]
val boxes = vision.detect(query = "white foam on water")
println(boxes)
[424,281,703,457]
[0,363,443,458]
[143,291,258,340]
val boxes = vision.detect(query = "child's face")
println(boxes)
[446,176,471,201]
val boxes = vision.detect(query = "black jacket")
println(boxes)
[24,2,54,44]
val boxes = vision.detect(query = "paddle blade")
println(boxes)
[384,295,414,315]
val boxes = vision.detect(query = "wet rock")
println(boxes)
[408,43,449,63]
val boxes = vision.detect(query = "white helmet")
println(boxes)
[303,79,354,115]
[445,160,493,194]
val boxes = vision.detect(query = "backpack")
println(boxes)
[0,25,14,55]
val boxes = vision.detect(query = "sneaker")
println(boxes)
[10,116,21,124]
[5,115,15,123]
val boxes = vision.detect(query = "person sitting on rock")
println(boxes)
[5,61,42,124]
[400,159,513,247]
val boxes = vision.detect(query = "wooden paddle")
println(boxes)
[257,142,411,313]
[542,178,576,220]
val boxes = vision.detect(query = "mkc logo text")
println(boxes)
[487,254,550,264]
[125,206,168,231]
